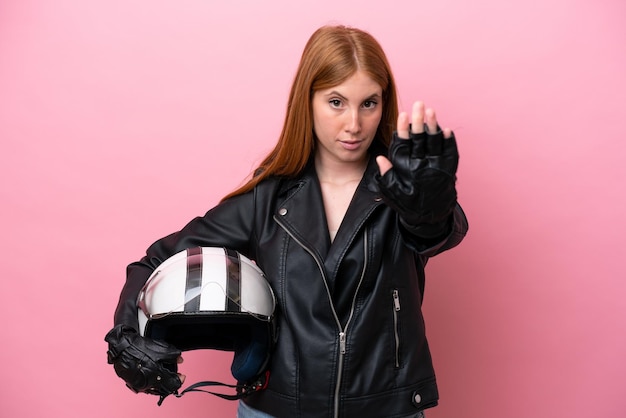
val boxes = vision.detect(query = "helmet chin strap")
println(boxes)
[157,370,270,406]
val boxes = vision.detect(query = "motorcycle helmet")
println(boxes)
[137,247,276,385]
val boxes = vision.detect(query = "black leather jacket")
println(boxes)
[113,149,468,418]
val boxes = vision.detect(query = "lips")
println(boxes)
[339,140,363,150]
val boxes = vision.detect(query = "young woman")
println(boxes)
[106,25,468,418]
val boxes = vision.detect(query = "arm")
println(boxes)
[113,190,257,329]
[105,190,258,399]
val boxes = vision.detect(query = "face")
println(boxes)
[312,70,383,169]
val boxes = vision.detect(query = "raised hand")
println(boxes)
[375,101,459,238]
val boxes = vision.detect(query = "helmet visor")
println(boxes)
[138,247,275,322]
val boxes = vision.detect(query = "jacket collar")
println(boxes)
[274,143,386,265]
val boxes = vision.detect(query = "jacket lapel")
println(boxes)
[324,157,384,277]
[274,149,386,282]
[274,163,331,261]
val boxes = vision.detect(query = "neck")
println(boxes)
[314,154,368,185]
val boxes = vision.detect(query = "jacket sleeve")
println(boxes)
[112,190,258,330]
[400,203,468,257]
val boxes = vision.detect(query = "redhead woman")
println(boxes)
[105,25,468,418]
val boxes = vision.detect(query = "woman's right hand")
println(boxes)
[105,324,184,399]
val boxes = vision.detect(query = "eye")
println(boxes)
[329,99,342,108]
[362,100,378,109]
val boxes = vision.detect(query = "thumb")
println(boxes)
[376,155,393,176]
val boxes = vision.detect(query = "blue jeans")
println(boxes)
[237,400,425,417]
[237,401,276,418]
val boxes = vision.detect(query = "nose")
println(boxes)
[345,108,361,134]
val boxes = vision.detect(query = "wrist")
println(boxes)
[400,216,451,239]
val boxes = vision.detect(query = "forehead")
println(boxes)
[317,70,382,97]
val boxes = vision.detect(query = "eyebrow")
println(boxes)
[324,91,382,101]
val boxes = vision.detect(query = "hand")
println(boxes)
[105,324,184,399]
[376,101,455,174]
[374,101,458,237]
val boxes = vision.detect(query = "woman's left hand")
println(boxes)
[374,101,459,234]
[376,101,454,175]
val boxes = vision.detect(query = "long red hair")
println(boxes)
[222,25,399,201]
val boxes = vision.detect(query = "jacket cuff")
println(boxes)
[399,204,468,255]
[399,216,452,240]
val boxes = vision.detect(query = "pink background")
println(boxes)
[1,0,625,417]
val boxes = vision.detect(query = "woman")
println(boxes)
[106,25,468,418]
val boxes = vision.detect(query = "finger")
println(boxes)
[410,101,425,134]
[443,127,453,139]
[178,373,186,384]
[177,356,184,364]
[425,107,438,134]
[376,155,393,176]
[424,108,443,154]
[426,133,443,155]
[396,112,410,139]
[410,133,426,159]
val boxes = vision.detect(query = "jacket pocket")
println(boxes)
[392,288,402,369]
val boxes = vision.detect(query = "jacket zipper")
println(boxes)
[333,232,368,418]
[392,289,401,368]
[275,215,369,418]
